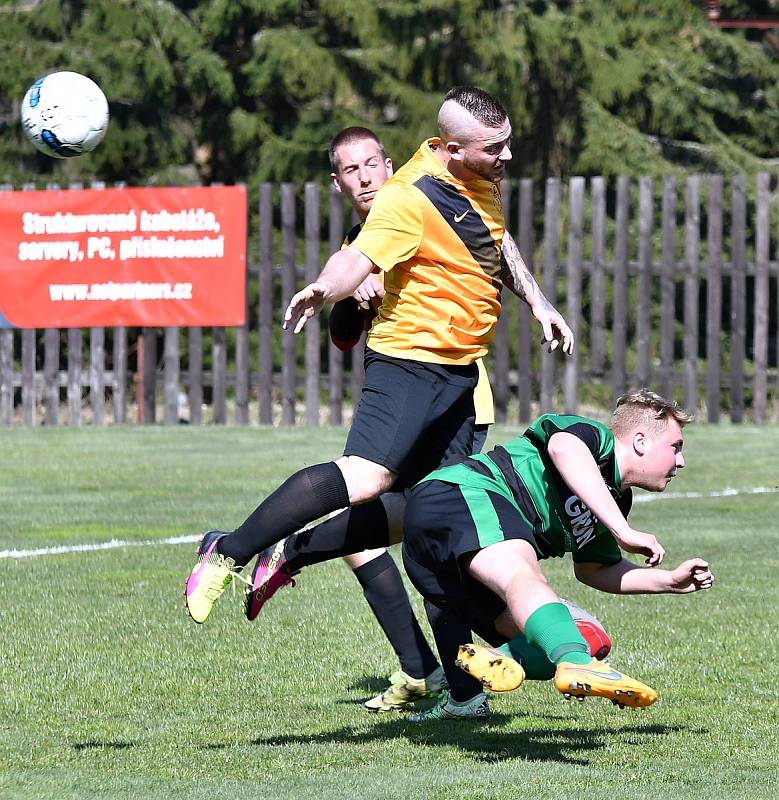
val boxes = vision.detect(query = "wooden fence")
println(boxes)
[1,174,777,427]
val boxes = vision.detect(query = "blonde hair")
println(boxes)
[611,388,694,437]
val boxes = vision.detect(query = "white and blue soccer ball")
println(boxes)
[20,71,109,159]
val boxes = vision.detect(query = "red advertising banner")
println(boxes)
[0,185,246,327]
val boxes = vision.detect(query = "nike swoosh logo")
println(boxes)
[453,210,469,223]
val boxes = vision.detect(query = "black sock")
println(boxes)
[217,462,349,568]
[354,553,439,680]
[424,600,483,702]
[283,498,391,572]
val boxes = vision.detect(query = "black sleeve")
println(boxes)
[328,298,366,352]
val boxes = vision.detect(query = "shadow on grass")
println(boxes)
[248,720,694,765]
[72,741,134,751]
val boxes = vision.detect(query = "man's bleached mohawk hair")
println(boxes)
[442,86,508,128]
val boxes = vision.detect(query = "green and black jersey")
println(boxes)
[420,414,628,565]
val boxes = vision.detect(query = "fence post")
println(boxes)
[90,326,104,425]
[517,178,534,423]
[0,330,12,425]
[304,183,321,426]
[730,175,746,422]
[188,327,203,425]
[493,181,511,423]
[660,177,677,399]
[612,176,630,402]
[281,183,297,425]
[212,327,227,424]
[142,328,156,423]
[564,177,584,415]
[44,328,59,425]
[258,183,273,425]
[540,178,560,413]
[753,173,770,424]
[113,326,127,425]
[683,176,700,412]
[164,327,180,424]
[22,328,36,426]
[706,176,723,422]
[636,176,653,386]
[589,177,606,378]
[67,328,82,426]
[328,187,345,425]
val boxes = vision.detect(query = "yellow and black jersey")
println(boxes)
[352,138,505,366]
[330,218,495,425]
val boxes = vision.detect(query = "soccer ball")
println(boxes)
[20,71,109,159]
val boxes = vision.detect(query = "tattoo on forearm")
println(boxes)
[500,234,541,306]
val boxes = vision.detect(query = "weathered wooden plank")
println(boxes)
[660,177,677,398]
[163,327,180,425]
[327,187,345,426]
[493,182,511,423]
[142,327,157,424]
[280,183,297,425]
[89,327,105,425]
[705,176,723,422]
[90,336,104,429]
[729,175,747,423]
[752,172,769,423]
[43,328,59,425]
[636,176,653,386]
[304,183,321,426]
[67,328,82,426]
[564,177,584,414]
[540,178,560,413]
[612,176,630,401]
[0,330,13,425]
[188,327,203,426]
[589,177,606,378]
[683,176,700,412]
[517,178,534,423]
[113,326,127,425]
[212,327,227,424]
[258,183,273,425]
[21,329,35,425]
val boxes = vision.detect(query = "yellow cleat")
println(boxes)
[184,531,236,624]
[364,667,445,712]
[455,643,525,692]
[554,658,658,708]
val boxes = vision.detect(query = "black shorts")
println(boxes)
[401,478,539,645]
[343,348,477,489]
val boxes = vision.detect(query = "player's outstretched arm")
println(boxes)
[574,557,713,594]
[500,233,574,355]
[283,246,374,334]
[547,432,665,566]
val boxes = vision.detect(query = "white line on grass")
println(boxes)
[632,485,778,503]
[2,486,777,561]
[0,534,200,560]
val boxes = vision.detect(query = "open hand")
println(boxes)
[283,283,329,334]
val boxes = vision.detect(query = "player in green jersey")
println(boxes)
[402,388,714,708]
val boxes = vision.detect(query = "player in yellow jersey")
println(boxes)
[242,127,611,720]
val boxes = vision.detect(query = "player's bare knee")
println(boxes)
[335,456,396,504]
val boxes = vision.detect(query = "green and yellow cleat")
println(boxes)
[554,658,658,708]
[364,666,445,712]
[455,643,525,692]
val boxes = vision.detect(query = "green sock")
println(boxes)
[524,601,591,666]
[496,636,555,680]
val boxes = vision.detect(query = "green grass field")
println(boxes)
[1,424,778,800]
